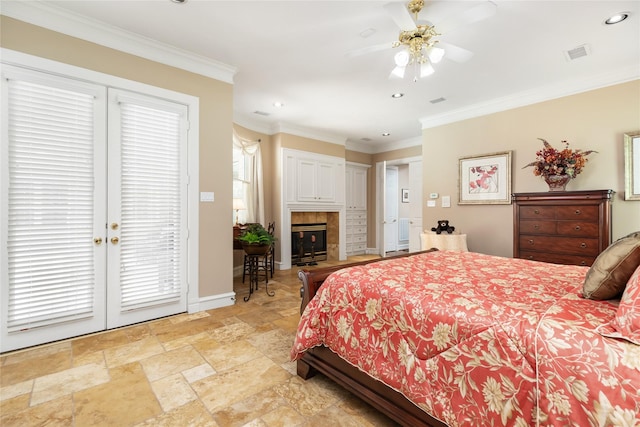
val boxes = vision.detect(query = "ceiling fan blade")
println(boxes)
[436,1,497,34]
[438,42,474,63]
[383,2,416,30]
[346,41,394,58]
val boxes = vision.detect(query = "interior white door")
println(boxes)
[376,161,386,257]
[408,161,423,252]
[384,167,399,252]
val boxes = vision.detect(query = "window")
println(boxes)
[233,146,251,224]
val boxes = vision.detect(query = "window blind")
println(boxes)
[118,102,182,310]
[6,79,96,331]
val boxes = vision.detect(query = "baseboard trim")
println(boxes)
[189,292,236,313]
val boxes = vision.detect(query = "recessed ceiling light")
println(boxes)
[382,132,391,137]
[170,0,187,3]
[273,102,284,108]
[391,93,404,99]
[604,12,629,25]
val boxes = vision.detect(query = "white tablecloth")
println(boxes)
[420,232,468,252]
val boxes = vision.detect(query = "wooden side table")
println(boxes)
[420,232,469,252]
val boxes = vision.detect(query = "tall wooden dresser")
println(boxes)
[513,190,613,266]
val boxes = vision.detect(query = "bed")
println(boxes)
[291,247,640,426]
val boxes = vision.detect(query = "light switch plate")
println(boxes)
[427,200,436,207]
[200,192,214,202]
[442,195,451,208]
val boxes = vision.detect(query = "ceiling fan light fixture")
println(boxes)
[427,47,445,64]
[394,50,410,67]
[420,61,435,78]
[390,65,407,79]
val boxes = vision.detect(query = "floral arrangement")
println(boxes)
[523,138,596,178]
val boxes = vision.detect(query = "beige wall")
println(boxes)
[1,17,235,300]
[422,80,640,257]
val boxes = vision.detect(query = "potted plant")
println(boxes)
[237,223,275,255]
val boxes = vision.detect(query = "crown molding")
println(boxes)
[272,123,348,147]
[420,65,640,129]
[1,1,236,83]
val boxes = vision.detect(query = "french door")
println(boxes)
[1,66,188,352]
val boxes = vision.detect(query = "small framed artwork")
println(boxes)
[401,188,409,203]
[624,131,640,200]
[459,151,512,205]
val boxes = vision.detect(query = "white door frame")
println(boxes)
[375,156,421,257]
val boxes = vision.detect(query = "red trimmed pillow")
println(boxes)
[597,264,640,345]
[583,231,640,300]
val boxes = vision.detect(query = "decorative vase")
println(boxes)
[544,174,571,192]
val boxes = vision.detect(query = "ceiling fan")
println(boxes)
[350,0,497,81]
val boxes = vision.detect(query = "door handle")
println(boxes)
[94,237,103,245]
[111,237,119,245]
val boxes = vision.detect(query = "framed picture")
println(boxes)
[624,131,640,200]
[459,151,512,205]
[401,188,409,203]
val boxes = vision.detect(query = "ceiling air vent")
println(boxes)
[429,97,446,104]
[564,44,591,61]
[360,137,372,142]
[253,110,270,116]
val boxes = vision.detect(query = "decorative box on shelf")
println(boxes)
[512,190,613,266]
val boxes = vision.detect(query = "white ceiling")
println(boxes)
[5,1,640,152]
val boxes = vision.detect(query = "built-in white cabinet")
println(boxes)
[283,148,344,205]
[346,164,367,210]
[346,163,369,255]
[297,157,337,202]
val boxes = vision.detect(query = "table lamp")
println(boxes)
[233,198,246,225]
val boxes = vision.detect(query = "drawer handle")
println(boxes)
[575,225,581,231]
[528,239,534,245]
[580,242,587,248]
[580,261,587,266]
[575,209,581,215]
[528,256,534,260]
[534,209,540,215]
[534,224,540,229]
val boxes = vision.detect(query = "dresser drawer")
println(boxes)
[519,220,556,235]
[517,251,595,267]
[519,206,555,219]
[519,235,599,256]
[556,221,599,237]
[555,205,598,221]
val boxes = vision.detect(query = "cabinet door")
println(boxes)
[297,158,318,202]
[316,161,336,202]
[351,168,367,210]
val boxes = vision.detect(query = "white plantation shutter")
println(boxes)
[5,78,100,331]
[116,97,185,311]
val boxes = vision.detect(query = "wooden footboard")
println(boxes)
[296,249,446,427]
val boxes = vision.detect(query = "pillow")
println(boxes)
[597,264,640,345]
[583,231,640,300]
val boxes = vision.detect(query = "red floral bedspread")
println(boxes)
[290,251,640,426]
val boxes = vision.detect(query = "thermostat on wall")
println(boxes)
[429,193,439,199]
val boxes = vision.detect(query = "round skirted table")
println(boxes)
[420,232,468,252]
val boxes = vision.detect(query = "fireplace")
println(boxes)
[291,223,327,265]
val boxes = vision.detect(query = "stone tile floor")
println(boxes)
[0,255,399,426]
